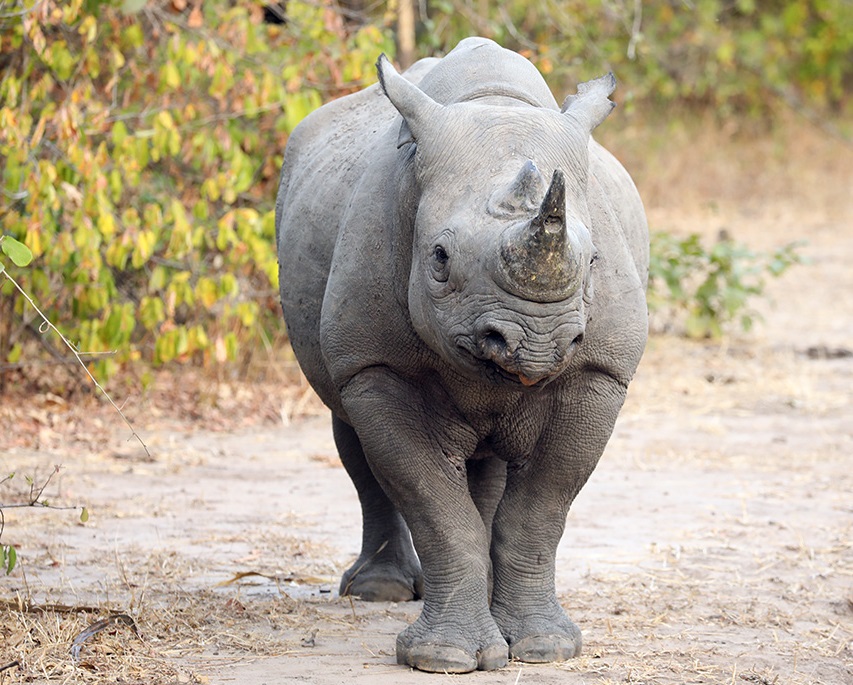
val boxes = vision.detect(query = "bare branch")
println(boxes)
[0,502,80,510]
[0,0,45,19]
[627,0,643,60]
[28,465,60,506]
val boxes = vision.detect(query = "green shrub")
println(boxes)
[648,232,804,338]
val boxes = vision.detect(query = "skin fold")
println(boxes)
[276,37,648,673]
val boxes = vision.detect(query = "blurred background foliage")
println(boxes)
[420,0,852,116]
[0,0,849,389]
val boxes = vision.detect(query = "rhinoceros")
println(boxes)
[275,37,648,673]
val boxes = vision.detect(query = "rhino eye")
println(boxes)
[431,245,450,282]
[590,252,599,267]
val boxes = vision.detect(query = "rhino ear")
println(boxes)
[376,54,444,149]
[560,72,617,132]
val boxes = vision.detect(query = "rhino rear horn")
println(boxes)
[376,54,445,148]
[489,160,546,216]
[560,72,617,132]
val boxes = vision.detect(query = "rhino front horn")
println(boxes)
[499,169,580,302]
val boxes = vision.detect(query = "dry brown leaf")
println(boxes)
[187,6,203,28]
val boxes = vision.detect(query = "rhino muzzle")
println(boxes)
[460,319,584,387]
[497,168,584,303]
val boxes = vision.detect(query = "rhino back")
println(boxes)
[414,37,558,108]
[277,59,439,411]
[588,140,649,289]
[277,85,394,405]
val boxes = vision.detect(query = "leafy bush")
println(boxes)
[648,232,804,338]
[0,0,394,382]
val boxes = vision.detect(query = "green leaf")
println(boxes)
[1,236,33,267]
[140,296,165,330]
[7,343,23,364]
[3,545,17,575]
[80,507,89,523]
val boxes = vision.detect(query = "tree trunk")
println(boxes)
[397,0,416,69]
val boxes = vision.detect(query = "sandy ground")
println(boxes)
[1,123,852,684]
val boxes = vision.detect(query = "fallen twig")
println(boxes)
[0,598,105,614]
[70,613,141,661]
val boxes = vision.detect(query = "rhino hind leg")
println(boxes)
[332,415,423,602]
[466,457,506,547]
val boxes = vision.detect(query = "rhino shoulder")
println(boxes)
[587,139,649,290]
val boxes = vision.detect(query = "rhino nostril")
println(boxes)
[476,327,509,361]
[482,329,507,351]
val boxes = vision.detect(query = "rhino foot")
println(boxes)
[509,629,582,663]
[492,600,582,663]
[339,558,423,602]
[396,622,508,673]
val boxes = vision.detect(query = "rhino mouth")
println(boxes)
[486,359,552,387]
[454,338,572,388]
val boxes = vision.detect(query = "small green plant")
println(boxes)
[1,473,17,575]
[0,469,89,576]
[1,541,16,575]
[648,231,804,338]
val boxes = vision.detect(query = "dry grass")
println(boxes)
[0,544,362,684]
[557,533,853,685]
[0,589,324,683]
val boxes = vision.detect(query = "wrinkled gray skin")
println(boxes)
[276,38,648,673]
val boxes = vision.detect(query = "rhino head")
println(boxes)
[377,55,616,388]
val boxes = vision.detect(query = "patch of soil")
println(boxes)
[2,123,852,684]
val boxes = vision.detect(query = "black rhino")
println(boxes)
[275,37,648,673]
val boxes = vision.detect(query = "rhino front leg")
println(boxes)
[490,372,628,662]
[332,414,423,602]
[341,368,508,673]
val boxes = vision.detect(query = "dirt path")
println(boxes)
[2,127,852,684]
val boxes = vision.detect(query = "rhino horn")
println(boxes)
[489,160,546,216]
[499,170,580,302]
[376,54,445,148]
[560,72,617,132]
